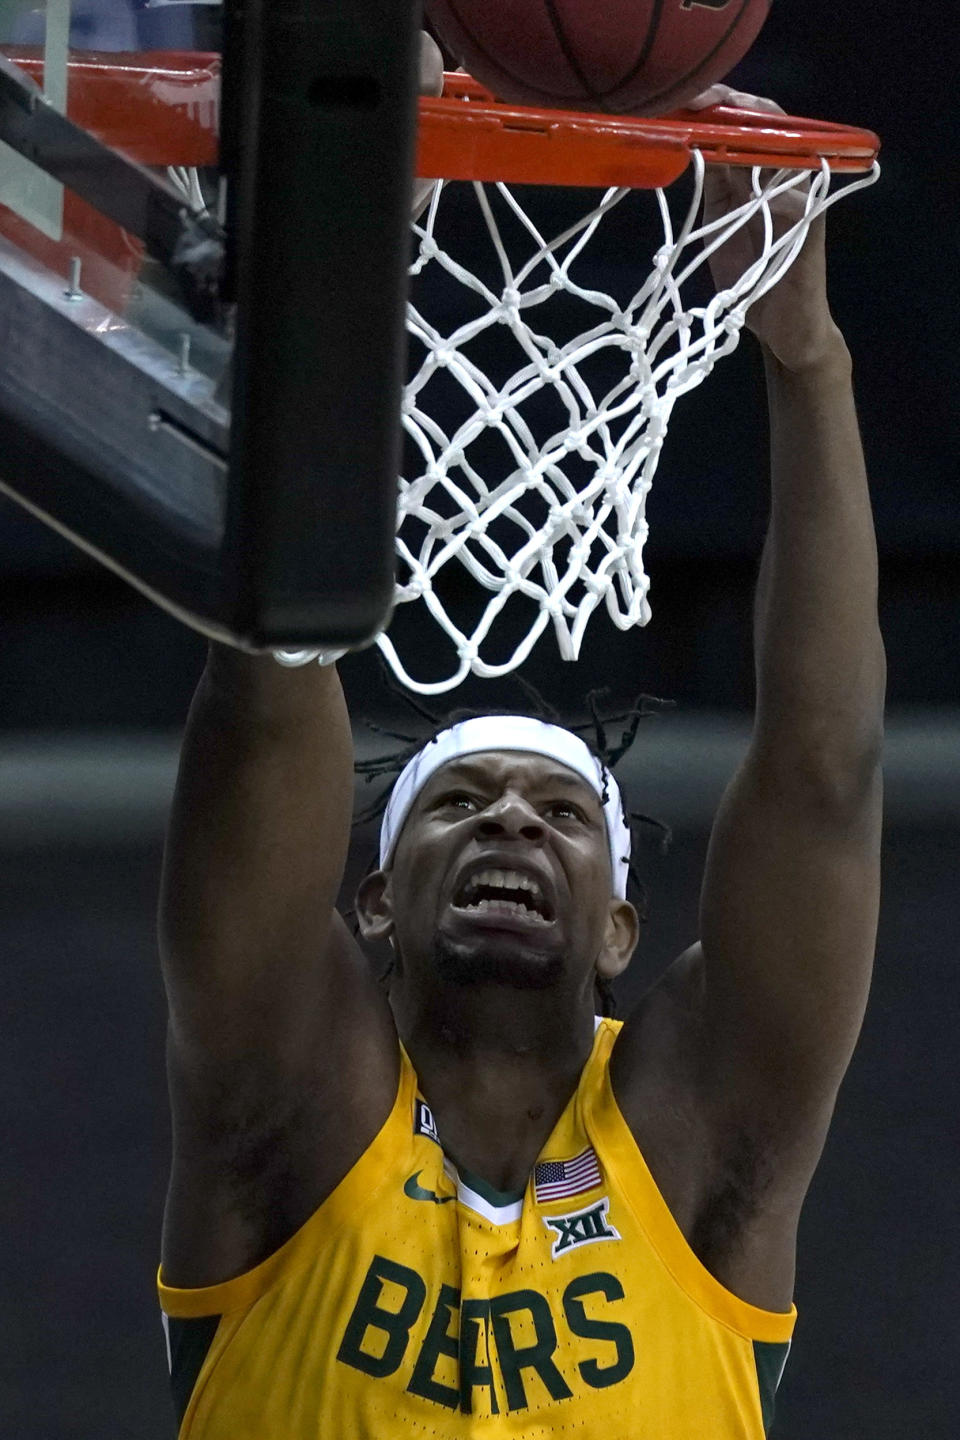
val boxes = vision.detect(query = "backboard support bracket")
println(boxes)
[0,52,224,323]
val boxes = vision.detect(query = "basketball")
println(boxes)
[423,0,771,116]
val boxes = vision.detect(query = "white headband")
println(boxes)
[378,715,632,898]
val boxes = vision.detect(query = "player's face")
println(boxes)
[379,750,635,997]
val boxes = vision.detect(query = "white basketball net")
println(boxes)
[278,152,878,693]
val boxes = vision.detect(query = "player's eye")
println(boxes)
[437,791,479,812]
[546,799,587,822]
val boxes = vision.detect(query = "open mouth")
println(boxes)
[452,866,554,925]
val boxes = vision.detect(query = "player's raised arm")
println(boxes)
[161,649,358,1039]
[158,34,449,1289]
[693,100,884,1185]
[612,92,885,1310]
[159,649,398,1285]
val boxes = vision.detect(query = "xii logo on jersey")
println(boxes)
[543,1197,621,1260]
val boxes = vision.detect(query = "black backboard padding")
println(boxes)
[218,0,422,647]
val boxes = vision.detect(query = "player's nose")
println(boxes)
[475,792,545,843]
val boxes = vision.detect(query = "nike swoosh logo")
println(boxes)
[404,1171,455,1205]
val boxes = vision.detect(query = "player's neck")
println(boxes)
[393,989,596,1193]
[395,978,595,1062]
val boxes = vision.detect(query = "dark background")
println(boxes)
[1,2,959,1437]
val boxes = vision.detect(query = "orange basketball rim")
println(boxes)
[2,50,879,186]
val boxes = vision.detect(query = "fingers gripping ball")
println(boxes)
[423,0,771,116]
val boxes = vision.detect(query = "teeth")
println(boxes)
[471,868,541,898]
[455,865,549,921]
[463,897,546,920]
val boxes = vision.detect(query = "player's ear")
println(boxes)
[355,869,395,943]
[597,899,640,982]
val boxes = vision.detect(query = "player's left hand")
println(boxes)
[412,32,445,222]
[419,30,445,100]
[687,84,844,372]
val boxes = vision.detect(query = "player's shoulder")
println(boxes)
[613,943,707,1084]
[606,944,713,1201]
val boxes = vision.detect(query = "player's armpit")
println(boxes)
[611,725,881,1237]
[163,913,399,1289]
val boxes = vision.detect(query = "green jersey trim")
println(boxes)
[753,1337,792,1434]
[453,1161,526,1210]
[163,1312,222,1430]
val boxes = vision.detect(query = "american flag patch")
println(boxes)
[534,1147,602,1204]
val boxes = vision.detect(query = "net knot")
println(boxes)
[601,468,622,500]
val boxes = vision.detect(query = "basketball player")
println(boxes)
[156,33,885,1439]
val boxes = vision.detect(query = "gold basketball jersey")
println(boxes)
[158,1019,795,1437]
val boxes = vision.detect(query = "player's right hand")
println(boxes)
[692,83,841,373]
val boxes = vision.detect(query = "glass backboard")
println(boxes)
[0,1,423,649]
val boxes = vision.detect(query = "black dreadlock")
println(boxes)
[353,668,674,1018]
